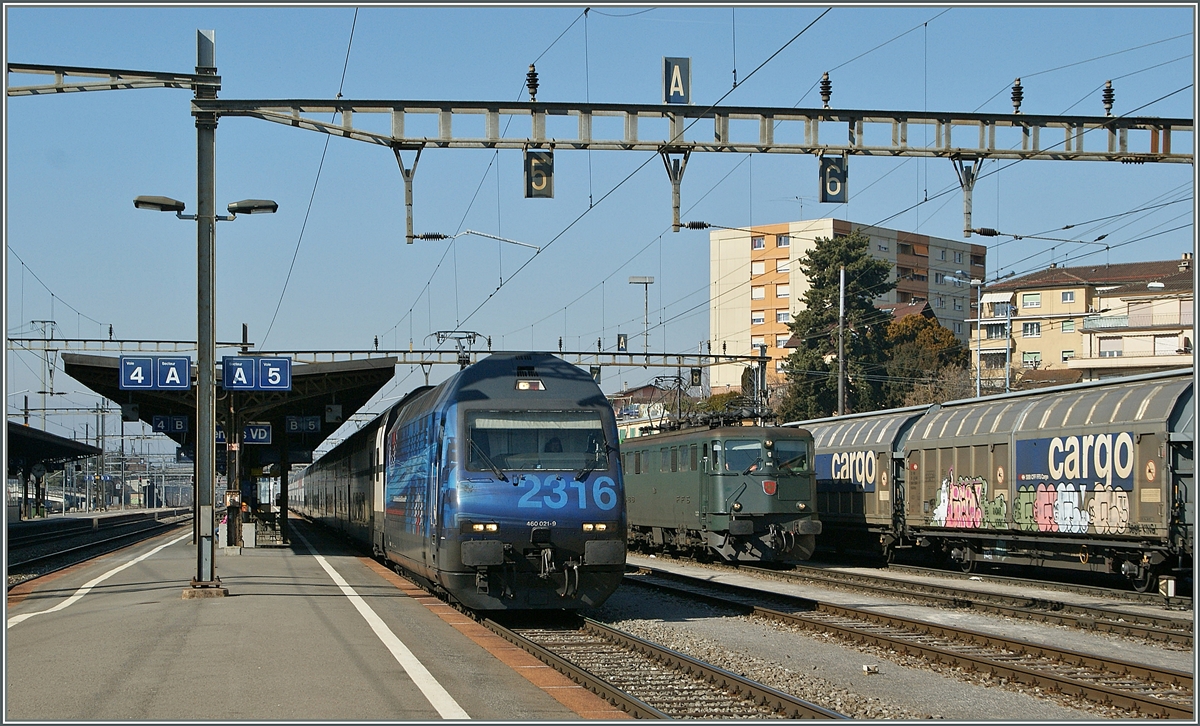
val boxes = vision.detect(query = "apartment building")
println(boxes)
[709,218,986,391]
[975,254,1193,386]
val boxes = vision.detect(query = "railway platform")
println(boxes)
[5,518,627,721]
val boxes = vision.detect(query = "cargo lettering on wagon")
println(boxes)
[1015,433,1135,490]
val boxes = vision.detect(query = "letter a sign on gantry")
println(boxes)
[663,57,691,104]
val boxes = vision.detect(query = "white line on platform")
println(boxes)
[293,529,470,720]
[7,532,192,629]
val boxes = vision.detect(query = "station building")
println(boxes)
[708,218,986,392]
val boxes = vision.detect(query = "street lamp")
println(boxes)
[629,276,655,354]
[135,193,276,591]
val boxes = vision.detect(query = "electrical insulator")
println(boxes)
[487,336,492,350]
[685,221,709,230]
[526,64,539,102]
[819,72,832,109]
[1011,78,1023,114]
[558,336,563,352]
[1102,80,1114,116]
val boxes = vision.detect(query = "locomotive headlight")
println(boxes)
[765,440,774,448]
[583,523,594,532]
[485,523,499,532]
[796,502,807,511]
[732,502,743,512]
[582,523,608,532]
[594,523,607,531]
[472,523,486,532]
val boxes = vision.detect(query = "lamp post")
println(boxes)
[629,276,655,354]
[135,194,276,590]
[949,271,983,397]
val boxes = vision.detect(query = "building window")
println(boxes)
[751,336,765,349]
[1061,290,1075,304]
[1061,319,1075,333]
[935,272,945,284]
[878,243,889,252]
[986,323,1007,339]
[1061,350,1075,362]
[776,284,790,298]
[1098,337,1123,357]
[953,298,963,311]
[751,260,765,276]
[776,235,790,248]
[751,236,765,250]
[775,360,787,373]
[751,286,765,300]
[954,322,962,334]
[955,251,963,264]
[1154,335,1177,356]
[934,297,945,309]
[776,258,790,273]
[776,333,791,348]
[751,311,765,325]
[776,310,790,323]
[1022,293,1041,308]
[938,249,946,260]
[1022,322,1041,338]
[994,302,1013,318]
[1022,351,1042,368]
[951,277,964,288]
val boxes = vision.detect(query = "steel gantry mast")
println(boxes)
[189,89,1191,239]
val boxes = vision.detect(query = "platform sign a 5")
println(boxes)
[223,356,292,391]
[257,357,291,391]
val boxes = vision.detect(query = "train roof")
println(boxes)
[779,368,1195,451]
[910,368,1193,446]
[788,407,928,454]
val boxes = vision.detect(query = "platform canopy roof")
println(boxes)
[7,421,103,476]
[60,353,398,461]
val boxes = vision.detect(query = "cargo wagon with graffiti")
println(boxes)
[787,368,1192,592]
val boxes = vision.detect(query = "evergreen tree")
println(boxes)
[777,230,895,421]
[882,314,969,406]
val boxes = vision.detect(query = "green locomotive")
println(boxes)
[621,424,821,562]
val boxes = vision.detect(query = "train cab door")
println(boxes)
[426,413,444,569]
[373,423,387,555]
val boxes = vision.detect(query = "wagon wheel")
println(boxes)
[1130,566,1157,593]
[956,547,975,573]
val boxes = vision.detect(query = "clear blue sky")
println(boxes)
[5,4,1195,450]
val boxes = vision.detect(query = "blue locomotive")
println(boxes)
[291,352,627,610]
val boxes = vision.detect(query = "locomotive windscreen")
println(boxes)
[466,410,606,472]
[774,438,810,473]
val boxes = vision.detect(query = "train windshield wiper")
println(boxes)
[778,454,807,473]
[575,445,611,481]
[740,456,764,476]
[469,439,508,482]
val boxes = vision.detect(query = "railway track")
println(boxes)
[737,563,1193,648]
[628,566,1193,720]
[7,514,192,589]
[484,615,846,719]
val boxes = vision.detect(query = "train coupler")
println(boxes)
[475,569,490,595]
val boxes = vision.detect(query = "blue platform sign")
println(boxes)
[223,356,291,391]
[243,423,272,445]
[119,357,155,389]
[120,356,192,390]
[286,416,321,434]
[215,425,226,444]
[156,357,191,390]
[152,415,189,434]
[257,357,291,391]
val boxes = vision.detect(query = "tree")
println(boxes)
[901,365,975,406]
[777,230,895,421]
[882,315,969,406]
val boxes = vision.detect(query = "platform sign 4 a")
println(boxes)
[120,356,191,390]
[222,356,292,391]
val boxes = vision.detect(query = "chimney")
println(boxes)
[1049,262,1057,268]
[1180,252,1192,272]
